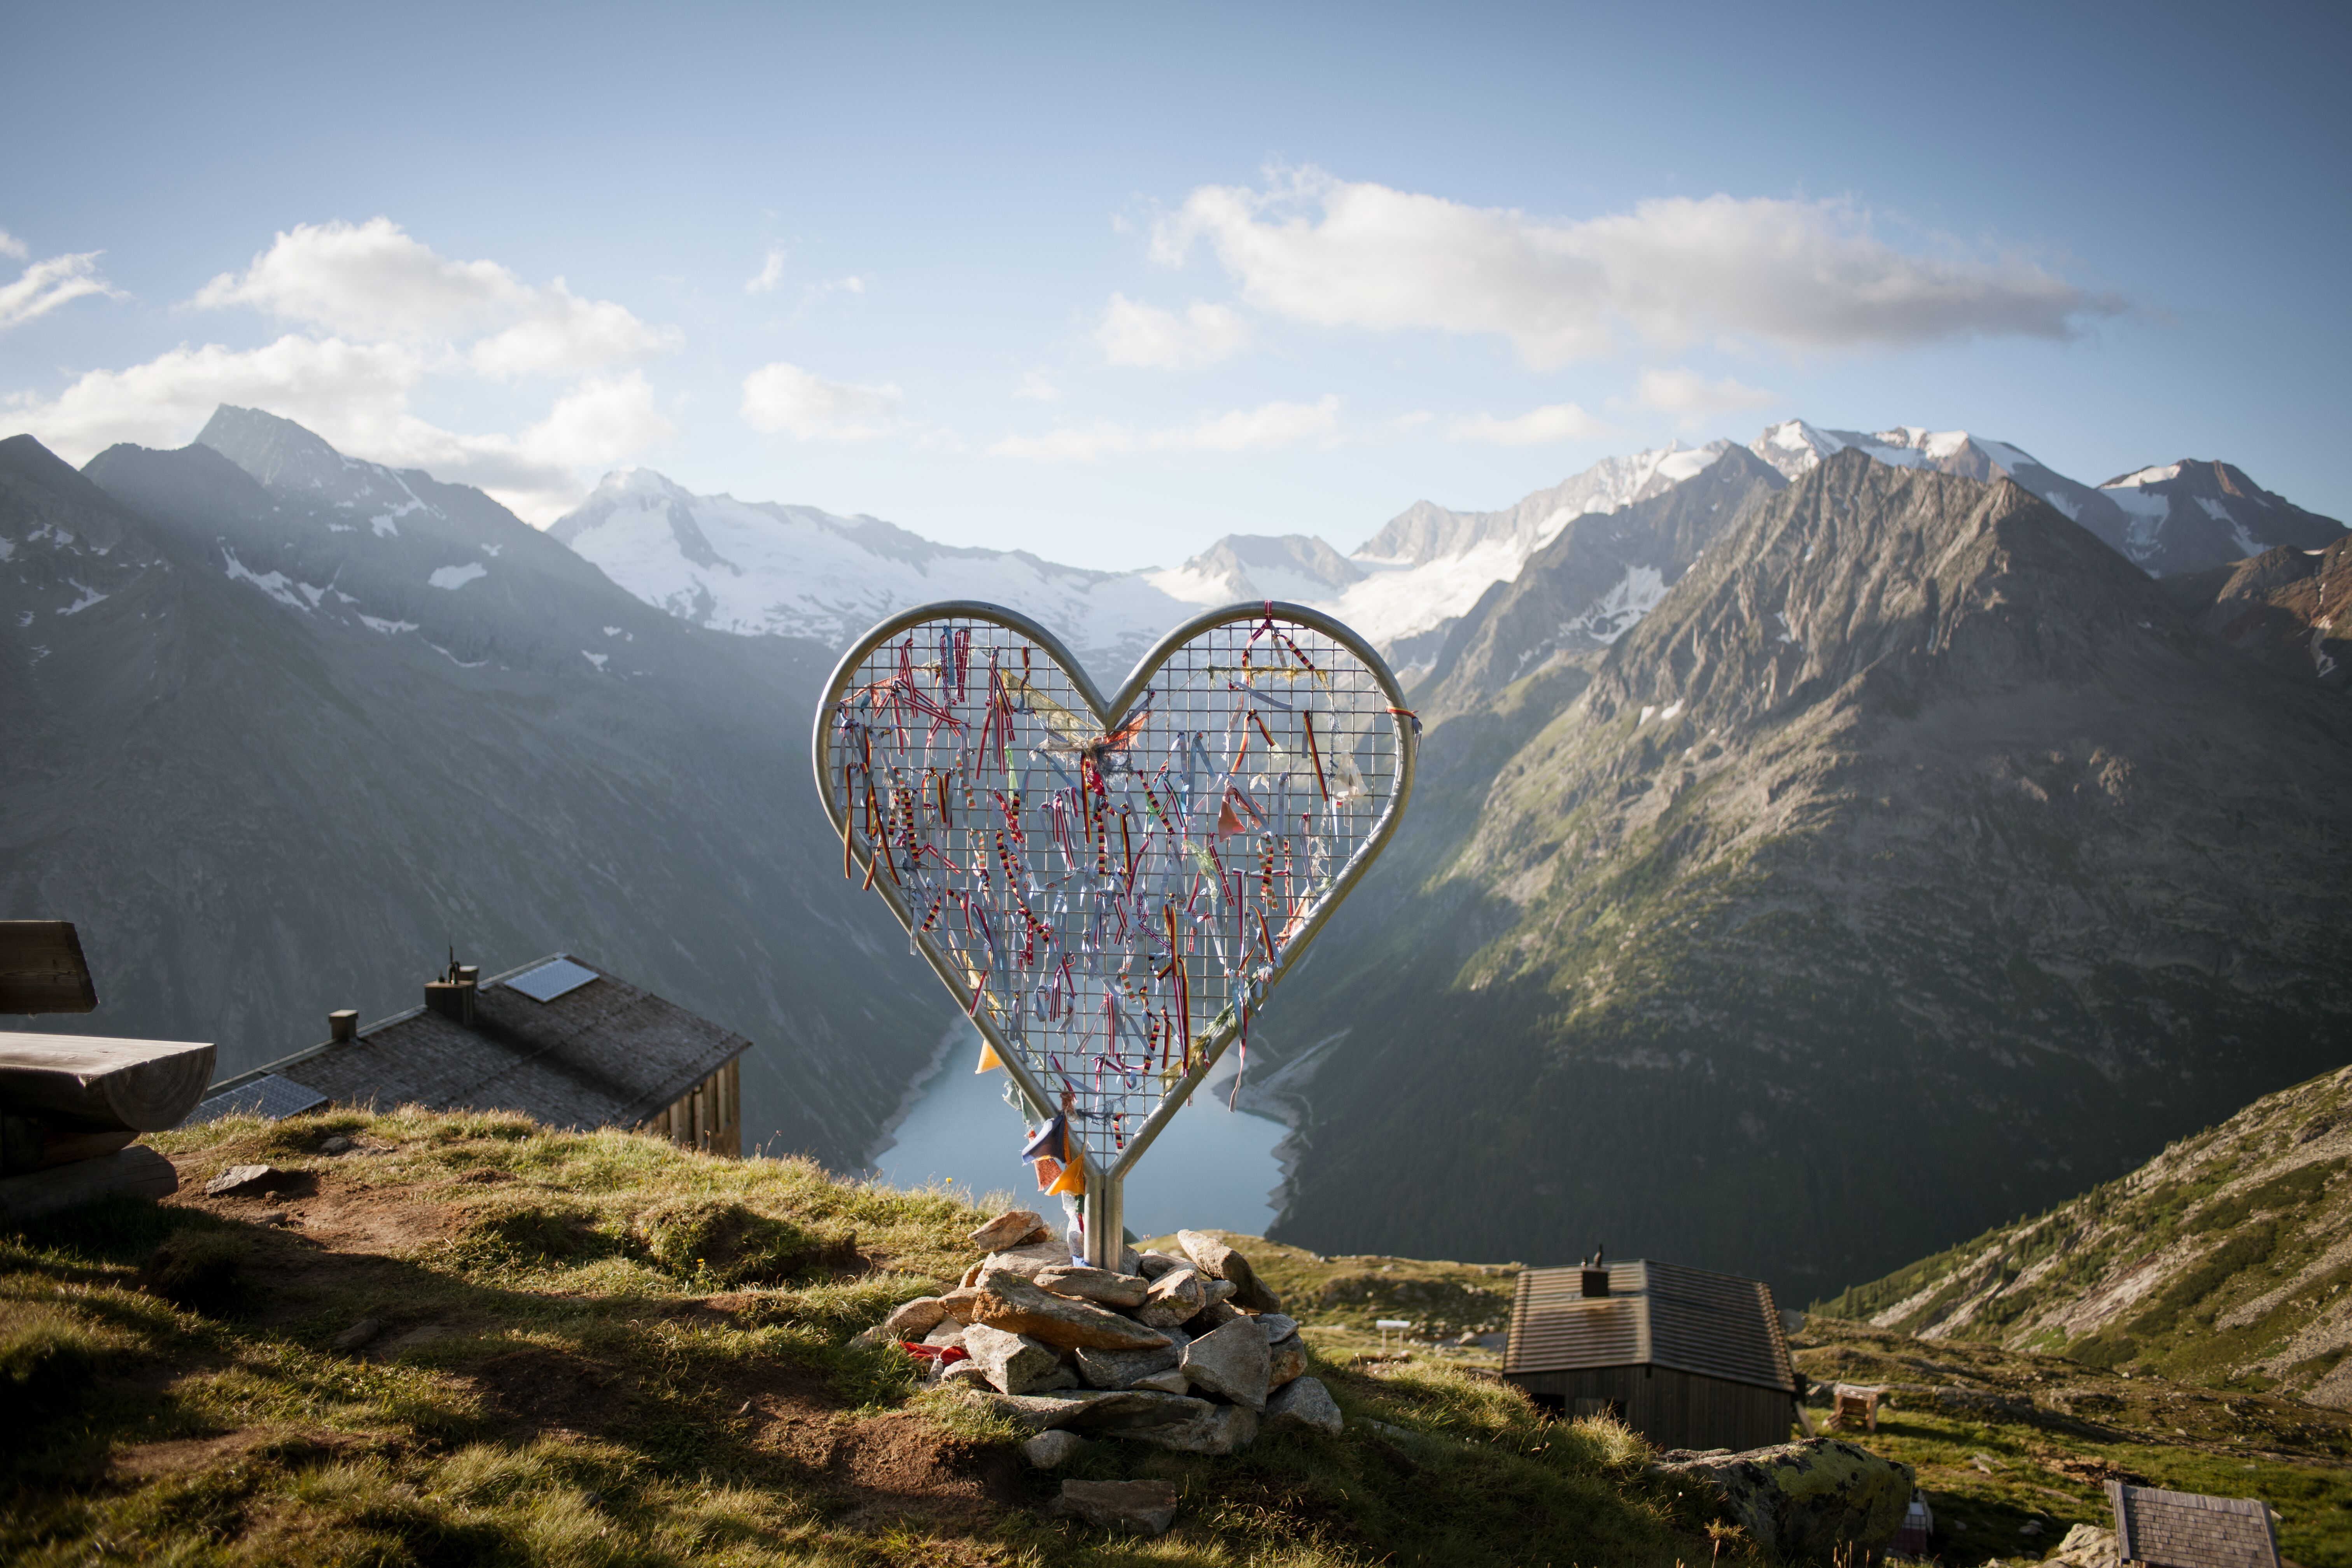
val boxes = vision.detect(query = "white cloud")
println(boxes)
[191,217,672,373]
[745,247,787,294]
[990,395,1340,462]
[1152,169,2124,368]
[0,240,124,331]
[1096,293,1250,368]
[5,337,671,523]
[1446,402,1609,446]
[740,361,901,441]
[1631,367,1774,418]
[1014,370,1061,402]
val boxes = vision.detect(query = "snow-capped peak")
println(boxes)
[2106,463,2185,490]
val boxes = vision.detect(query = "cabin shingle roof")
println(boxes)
[219,954,746,1132]
[1504,1260,1797,1395]
[2110,1482,2280,1568]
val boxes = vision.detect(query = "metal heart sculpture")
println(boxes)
[812,600,1416,1253]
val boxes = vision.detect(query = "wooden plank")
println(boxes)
[0,1144,177,1221]
[0,921,98,1014]
[0,1033,217,1131]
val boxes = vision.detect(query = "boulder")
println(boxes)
[1075,1329,1186,1390]
[978,1239,1078,1280]
[1127,1401,1259,1456]
[1181,1316,1271,1411]
[1185,1298,1244,1334]
[882,1296,948,1339]
[1035,1265,1150,1308]
[1131,1367,1190,1395]
[205,1163,286,1197]
[1134,1250,1187,1279]
[1200,1278,1237,1305]
[1265,1374,1342,1435]
[1051,1478,1178,1537]
[1255,1312,1299,1342]
[962,1388,1126,1432]
[1652,1438,1914,1560]
[1135,1267,1205,1328]
[973,1270,1173,1351]
[939,1285,984,1323]
[1267,1335,1307,1391]
[940,1360,993,1390]
[920,1320,966,1349]
[971,1209,1051,1252]
[1020,1429,1088,1469]
[962,1322,1067,1395]
[1178,1228,1281,1312]
[1060,1390,1214,1435]
[2046,1522,2119,1568]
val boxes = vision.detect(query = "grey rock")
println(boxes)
[204,1164,284,1197]
[1061,1390,1214,1435]
[1075,1330,1185,1390]
[940,1359,993,1390]
[920,1320,965,1349]
[1255,1313,1300,1342]
[1130,1367,1190,1395]
[1126,1401,1260,1456]
[1267,1335,1308,1391]
[971,1209,1050,1252]
[1200,1278,1237,1305]
[978,1238,1079,1280]
[973,1270,1173,1351]
[330,1316,381,1351]
[1265,1374,1342,1435]
[1051,1478,1177,1536]
[962,1321,1066,1395]
[320,1136,352,1154]
[1035,1265,1150,1308]
[1135,1267,1205,1328]
[1177,1228,1282,1312]
[1134,1250,1187,1279]
[1182,1315,1272,1411]
[1020,1429,1088,1469]
[881,1296,949,1339]
[959,1388,1125,1432]
[1185,1298,1244,1334]
[1650,1438,1914,1559]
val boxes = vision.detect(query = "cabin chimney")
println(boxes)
[424,953,478,1026]
[1581,1266,1610,1298]
[329,1009,358,1043]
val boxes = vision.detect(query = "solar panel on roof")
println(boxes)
[182,1073,329,1125]
[506,957,598,1003]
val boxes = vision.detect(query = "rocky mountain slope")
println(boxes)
[1246,452,2352,1300]
[1753,422,2345,575]
[2159,536,2352,693]
[0,411,945,1167]
[1814,1060,2352,1409]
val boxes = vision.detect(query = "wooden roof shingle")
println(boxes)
[1505,1260,1798,1395]
[2110,1482,2281,1568]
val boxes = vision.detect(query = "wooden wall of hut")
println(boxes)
[1504,1366,1795,1452]
[642,1057,741,1157]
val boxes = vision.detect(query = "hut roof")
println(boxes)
[194,954,746,1132]
[1504,1259,1797,1395]
[2110,1482,2280,1568]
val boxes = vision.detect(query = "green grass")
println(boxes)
[0,1109,1737,1567]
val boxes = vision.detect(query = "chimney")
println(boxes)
[424,953,478,1026]
[1581,1267,1610,1298]
[329,1009,358,1043]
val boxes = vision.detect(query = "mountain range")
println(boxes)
[6,401,2348,1301]
[0,407,942,1170]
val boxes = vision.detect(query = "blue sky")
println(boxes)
[3,2,2344,567]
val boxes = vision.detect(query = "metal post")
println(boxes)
[1083,1164,1122,1269]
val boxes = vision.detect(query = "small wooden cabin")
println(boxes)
[2110,1482,2281,1568]
[1502,1258,1799,1452]
[189,953,747,1155]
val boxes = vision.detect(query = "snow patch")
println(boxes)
[0,537,14,561]
[1561,564,1669,645]
[1659,700,1684,721]
[429,562,488,590]
[58,581,108,615]
[427,641,487,668]
[2109,463,2183,489]
[359,614,418,635]
[582,650,609,670]
[222,548,312,611]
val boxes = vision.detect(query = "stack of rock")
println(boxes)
[873,1211,1344,1457]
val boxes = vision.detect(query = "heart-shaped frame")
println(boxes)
[812,600,1416,1262]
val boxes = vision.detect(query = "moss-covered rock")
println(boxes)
[1653,1436,1913,1559]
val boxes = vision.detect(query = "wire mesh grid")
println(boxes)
[820,604,1409,1178]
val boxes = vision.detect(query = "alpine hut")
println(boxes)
[187,953,747,1155]
[1502,1256,1800,1451]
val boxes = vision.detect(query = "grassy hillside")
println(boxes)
[1813,1062,2352,1405]
[6,1110,1767,1567]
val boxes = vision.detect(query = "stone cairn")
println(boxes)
[868,1211,1344,1480]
